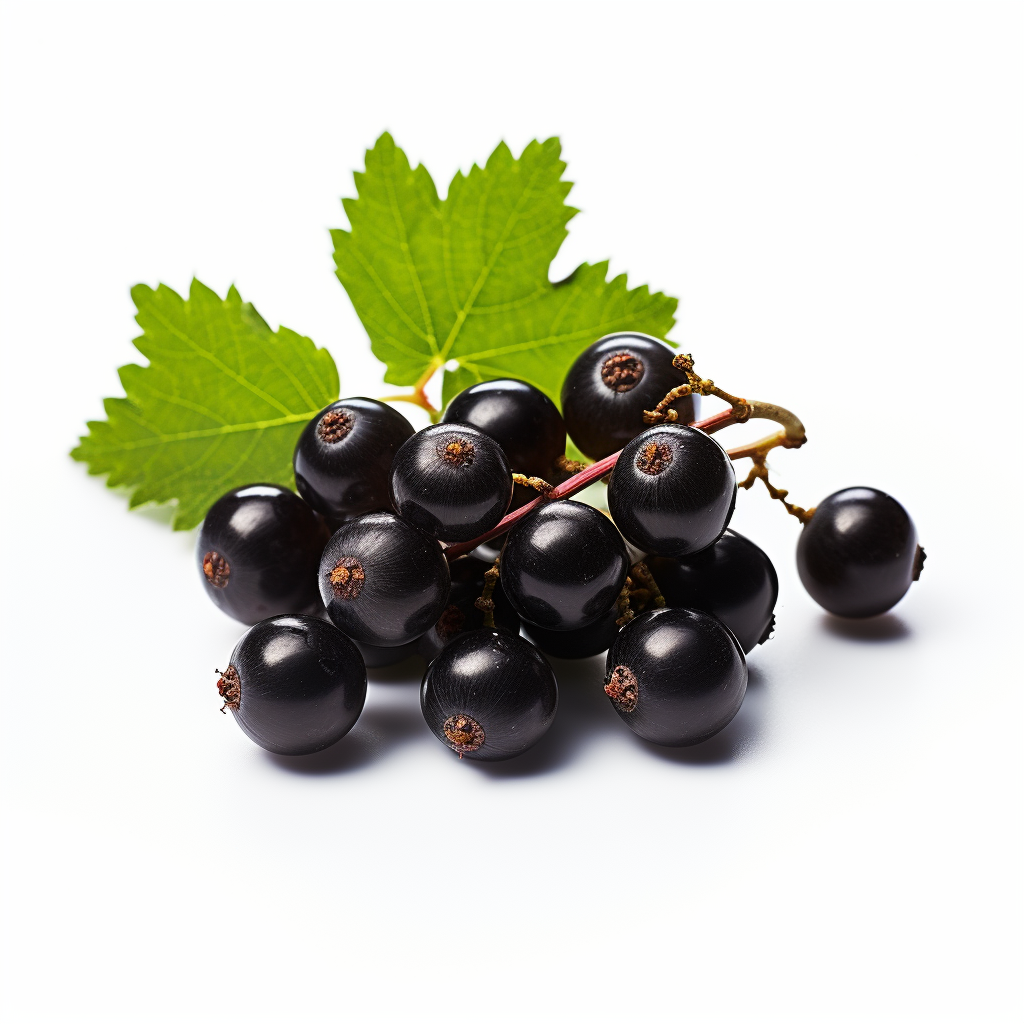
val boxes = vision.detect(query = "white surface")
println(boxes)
[1,3,1021,1022]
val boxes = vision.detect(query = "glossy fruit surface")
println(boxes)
[420,628,558,761]
[293,397,414,525]
[319,511,450,646]
[389,423,511,542]
[442,378,566,477]
[218,615,366,755]
[197,484,329,625]
[561,333,698,460]
[608,425,736,557]
[352,637,422,669]
[797,487,924,618]
[500,500,629,631]
[416,556,520,663]
[604,607,746,746]
[647,529,778,653]
[522,604,621,660]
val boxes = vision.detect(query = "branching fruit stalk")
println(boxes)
[378,362,443,422]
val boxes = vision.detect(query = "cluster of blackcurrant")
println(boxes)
[200,333,925,761]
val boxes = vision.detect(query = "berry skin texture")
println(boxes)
[500,499,629,631]
[197,484,330,625]
[219,615,366,755]
[608,424,736,557]
[647,529,779,654]
[441,378,566,478]
[420,629,558,761]
[604,607,747,747]
[389,424,512,542]
[561,333,698,461]
[319,511,450,646]
[293,397,414,525]
[522,604,622,660]
[797,487,925,618]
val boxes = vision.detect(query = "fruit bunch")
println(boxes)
[200,333,925,761]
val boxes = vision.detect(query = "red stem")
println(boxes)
[443,407,739,560]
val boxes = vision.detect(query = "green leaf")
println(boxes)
[71,279,339,530]
[332,133,678,409]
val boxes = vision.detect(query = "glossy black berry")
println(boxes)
[420,629,558,761]
[293,397,414,525]
[319,511,450,646]
[604,607,746,747]
[646,529,779,653]
[561,333,698,460]
[351,637,422,669]
[797,487,925,618]
[500,500,629,631]
[416,556,520,663]
[389,424,512,542]
[522,603,621,659]
[608,425,736,557]
[218,615,366,755]
[197,484,330,625]
[442,378,566,477]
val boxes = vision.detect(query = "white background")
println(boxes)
[1,2,1021,1022]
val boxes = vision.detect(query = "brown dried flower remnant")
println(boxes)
[328,557,366,600]
[216,665,241,713]
[635,441,674,476]
[317,410,354,444]
[443,713,485,754]
[605,665,639,713]
[601,352,644,392]
[203,551,230,589]
[437,435,475,467]
[437,604,466,641]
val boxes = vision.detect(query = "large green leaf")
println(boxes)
[331,133,678,407]
[71,279,339,529]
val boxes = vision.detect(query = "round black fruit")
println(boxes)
[389,423,512,542]
[797,487,924,618]
[500,500,629,631]
[293,397,414,524]
[608,425,736,557]
[197,484,330,625]
[604,607,747,747]
[442,378,566,478]
[217,615,366,755]
[319,511,450,646]
[522,603,621,660]
[647,529,778,653]
[420,629,558,761]
[561,333,698,461]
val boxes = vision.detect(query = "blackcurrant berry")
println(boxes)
[608,425,736,557]
[293,397,414,525]
[197,484,330,625]
[319,511,450,646]
[561,333,698,460]
[352,637,422,669]
[797,487,925,618]
[604,607,746,747]
[420,628,558,761]
[217,615,366,755]
[500,499,629,631]
[389,424,512,542]
[646,529,779,653]
[442,378,566,478]
[416,556,520,663]
[522,604,621,659]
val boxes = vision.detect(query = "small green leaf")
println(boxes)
[332,133,677,408]
[71,279,339,530]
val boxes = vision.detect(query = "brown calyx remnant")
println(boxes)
[317,410,354,444]
[913,546,927,582]
[605,665,639,713]
[437,435,476,467]
[635,441,674,476]
[203,551,230,589]
[601,352,645,392]
[328,557,366,600]
[436,604,466,641]
[216,666,241,714]
[443,713,485,755]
